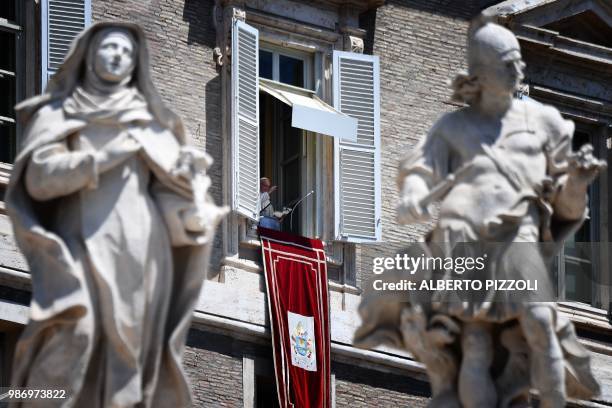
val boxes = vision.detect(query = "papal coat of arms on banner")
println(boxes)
[288,311,317,371]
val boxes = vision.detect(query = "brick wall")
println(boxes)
[184,330,244,407]
[334,361,430,407]
[358,0,481,282]
[183,329,432,407]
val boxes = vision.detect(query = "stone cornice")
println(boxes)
[299,0,384,12]
[222,0,384,13]
[2,264,611,334]
[246,9,341,45]
[512,24,612,66]
[527,85,612,124]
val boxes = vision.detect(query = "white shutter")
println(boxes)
[42,0,92,89]
[333,51,381,242]
[231,20,260,220]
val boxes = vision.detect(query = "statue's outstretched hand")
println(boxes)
[397,195,431,224]
[96,132,142,174]
[178,146,213,174]
[568,144,607,185]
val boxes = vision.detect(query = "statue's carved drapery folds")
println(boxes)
[6,22,226,407]
[355,16,603,408]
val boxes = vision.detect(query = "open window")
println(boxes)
[555,129,601,304]
[259,46,311,235]
[230,19,379,243]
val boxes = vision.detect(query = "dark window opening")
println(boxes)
[258,48,306,89]
[259,92,302,235]
[0,0,22,163]
[257,48,309,236]
[0,323,23,387]
[556,131,599,304]
[0,1,16,22]
[259,50,273,80]
[0,332,5,386]
[279,55,303,88]
[0,31,16,72]
[255,374,280,408]
[327,264,342,283]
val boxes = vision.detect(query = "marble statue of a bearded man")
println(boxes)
[6,22,227,407]
[355,16,602,408]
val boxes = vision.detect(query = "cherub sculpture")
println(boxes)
[355,15,602,408]
[6,22,227,407]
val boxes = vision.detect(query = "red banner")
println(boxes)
[259,227,331,408]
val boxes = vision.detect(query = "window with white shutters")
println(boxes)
[231,20,260,220]
[42,0,91,89]
[333,51,381,242]
[0,0,24,163]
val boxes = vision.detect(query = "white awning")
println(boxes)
[259,78,358,142]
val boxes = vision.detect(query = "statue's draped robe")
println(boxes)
[6,97,215,407]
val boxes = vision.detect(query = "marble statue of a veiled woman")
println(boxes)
[6,22,227,407]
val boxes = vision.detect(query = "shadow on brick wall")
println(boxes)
[333,360,431,398]
[205,74,224,273]
[359,8,376,55]
[204,74,222,207]
[383,0,481,20]
[182,0,217,48]
[359,0,484,57]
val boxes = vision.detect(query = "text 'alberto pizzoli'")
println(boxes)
[373,279,538,292]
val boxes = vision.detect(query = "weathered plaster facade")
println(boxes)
[1,0,612,406]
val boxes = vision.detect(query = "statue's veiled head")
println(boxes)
[452,18,525,104]
[468,22,525,95]
[16,22,186,142]
[88,28,137,85]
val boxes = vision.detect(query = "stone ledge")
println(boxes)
[559,302,612,332]
[192,309,427,378]
[0,266,30,292]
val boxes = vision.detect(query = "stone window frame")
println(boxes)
[552,120,608,307]
[218,3,367,292]
[0,0,26,172]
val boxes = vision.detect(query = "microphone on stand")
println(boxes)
[289,190,315,232]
